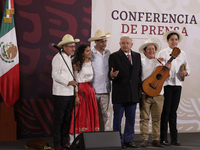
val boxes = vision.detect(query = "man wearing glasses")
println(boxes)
[52,34,79,150]
[88,30,111,131]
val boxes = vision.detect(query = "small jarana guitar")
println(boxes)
[142,47,181,97]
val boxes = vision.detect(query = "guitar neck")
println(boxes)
[167,56,175,63]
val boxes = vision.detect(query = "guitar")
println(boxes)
[180,64,186,81]
[142,47,181,97]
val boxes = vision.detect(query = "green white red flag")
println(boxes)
[0,0,19,108]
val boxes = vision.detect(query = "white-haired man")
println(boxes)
[109,35,141,149]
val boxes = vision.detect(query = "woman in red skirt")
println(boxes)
[69,44,99,141]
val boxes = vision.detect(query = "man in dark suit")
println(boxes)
[109,34,141,149]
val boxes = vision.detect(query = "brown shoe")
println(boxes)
[152,140,163,147]
[140,140,148,147]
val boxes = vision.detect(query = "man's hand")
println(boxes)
[142,93,146,101]
[75,96,80,106]
[73,64,80,71]
[165,62,171,70]
[110,68,119,78]
[68,81,77,87]
[158,57,165,62]
[180,70,188,78]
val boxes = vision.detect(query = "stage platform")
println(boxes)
[0,132,199,150]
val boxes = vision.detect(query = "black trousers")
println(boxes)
[160,85,182,141]
[53,95,74,146]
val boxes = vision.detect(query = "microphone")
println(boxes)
[51,43,63,52]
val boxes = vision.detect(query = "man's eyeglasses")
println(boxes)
[64,46,76,48]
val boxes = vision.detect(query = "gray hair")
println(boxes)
[120,34,133,43]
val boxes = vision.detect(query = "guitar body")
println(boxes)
[142,47,181,97]
[142,66,169,97]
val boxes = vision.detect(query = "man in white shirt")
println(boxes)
[158,30,190,146]
[139,39,171,147]
[52,34,79,150]
[88,30,111,131]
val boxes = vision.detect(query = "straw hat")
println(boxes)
[139,39,160,53]
[163,30,183,43]
[88,29,111,41]
[57,34,80,47]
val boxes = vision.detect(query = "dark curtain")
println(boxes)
[2,0,92,138]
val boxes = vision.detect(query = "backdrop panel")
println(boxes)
[12,0,91,138]
[91,0,200,133]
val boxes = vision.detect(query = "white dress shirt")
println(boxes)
[158,47,190,86]
[52,52,74,96]
[142,57,164,95]
[91,47,111,94]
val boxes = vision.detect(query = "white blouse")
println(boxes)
[74,61,93,83]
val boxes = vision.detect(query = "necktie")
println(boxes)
[127,54,131,63]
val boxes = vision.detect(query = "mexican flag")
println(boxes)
[0,0,19,108]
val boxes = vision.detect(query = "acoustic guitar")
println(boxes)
[180,64,186,81]
[142,47,181,97]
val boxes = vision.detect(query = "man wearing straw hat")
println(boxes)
[158,30,190,146]
[52,34,80,150]
[88,29,111,131]
[139,39,171,147]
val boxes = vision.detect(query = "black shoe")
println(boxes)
[171,140,181,146]
[124,142,138,148]
[160,140,171,146]
[121,143,127,149]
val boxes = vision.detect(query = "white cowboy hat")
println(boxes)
[88,29,111,41]
[57,34,80,47]
[163,30,183,43]
[139,39,160,53]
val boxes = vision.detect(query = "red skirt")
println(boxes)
[69,82,99,134]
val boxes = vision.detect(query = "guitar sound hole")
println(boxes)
[149,83,156,89]
[156,74,162,80]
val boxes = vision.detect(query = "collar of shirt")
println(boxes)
[124,52,131,56]
[92,47,108,55]
[167,46,173,53]
[61,51,72,58]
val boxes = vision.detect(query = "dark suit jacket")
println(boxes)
[109,49,141,104]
